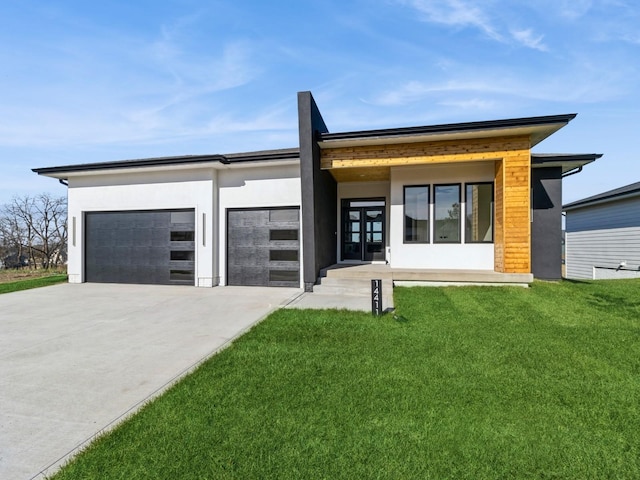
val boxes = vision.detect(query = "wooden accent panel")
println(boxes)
[329,166,390,182]
[321,136,530,169]
[495,151,531,273]
[494,161,505,272]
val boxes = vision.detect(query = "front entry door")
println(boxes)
[342,199,385,262]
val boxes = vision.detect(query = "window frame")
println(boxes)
[464,182,494,244]
[433,183,462,244]
[403,185,430,244]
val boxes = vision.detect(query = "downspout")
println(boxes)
[561,166,582,178]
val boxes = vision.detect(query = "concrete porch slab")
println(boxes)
[321,263,533,285]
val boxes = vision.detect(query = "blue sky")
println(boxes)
[1,0,639,205]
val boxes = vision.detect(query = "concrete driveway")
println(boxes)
[0,283,300,480]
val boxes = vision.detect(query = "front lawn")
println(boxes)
[51,280,640,479]
[0,273,67,294]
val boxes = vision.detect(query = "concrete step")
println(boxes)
[314,276,391,292]
[319,264,393,280]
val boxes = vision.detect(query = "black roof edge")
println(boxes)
[32,148,300,176]
[319,113,577,141]
[563,180,640,210]
[531,153,603,166]
[532,153,602,162]
[224,148,299,163]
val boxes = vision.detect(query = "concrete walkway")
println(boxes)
[0,283,300,480]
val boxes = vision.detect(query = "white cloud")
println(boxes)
[367,64,629,109]
[397,0,553,51]
[0,9,265,150]
[437,98,497,110]
[398,0,502,40]
[621,32,640,44]
[369,79,507,106]
[510,28,548,51]
[557,0,593,19]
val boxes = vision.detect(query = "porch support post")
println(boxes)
[494,149,532,273]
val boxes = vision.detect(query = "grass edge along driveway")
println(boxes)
[0,274,67,294]
[51,279,640,480]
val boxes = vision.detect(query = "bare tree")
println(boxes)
[0,194,67,269]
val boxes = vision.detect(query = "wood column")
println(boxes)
[494,150,531,273]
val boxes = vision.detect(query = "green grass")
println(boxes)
[0,274,67,294]
[51,280,640,479]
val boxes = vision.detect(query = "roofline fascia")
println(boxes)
[530,153,601,174]
[319,113,577,142]
[564,190,640,211]
[32,150,300,177]
[531,153,602,162]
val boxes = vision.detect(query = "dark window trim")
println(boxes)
[269,229,299,241]
[341,197,387,262]
[341,197,386,208]
[434,183,462,244]
[403,185,430,244]
[464,181,494,244]
[269,249,300,262]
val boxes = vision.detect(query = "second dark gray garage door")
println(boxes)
[227,208,300,287]
[85,210,195,285]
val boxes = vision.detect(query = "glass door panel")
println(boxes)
[342,208,362,260]
[341,200,385,262]
[364,209,384,261]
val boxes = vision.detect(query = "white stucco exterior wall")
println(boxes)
[389,162,495,270]
[66,168,216,286]
[217,163,302,286]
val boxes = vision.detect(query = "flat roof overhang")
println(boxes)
[318,114,579,183]
[32,148,300,180]
[317,114,577,150]
[531,153,602,174]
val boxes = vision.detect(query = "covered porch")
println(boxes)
[297,91,578,291]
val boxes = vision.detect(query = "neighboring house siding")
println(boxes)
[565,227,640,278]
[565,196,640,279]
[566,197,640,231]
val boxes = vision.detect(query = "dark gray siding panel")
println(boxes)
[531,168,562,280]
[227,208,300,287]
[85,210,195,285]
[298,91,336,292]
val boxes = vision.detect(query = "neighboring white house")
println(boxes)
[564,181,640,279]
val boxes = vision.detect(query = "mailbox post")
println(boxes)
[371,279,382,315]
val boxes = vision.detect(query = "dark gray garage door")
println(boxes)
[85,210,195,285]
[227,208,300,287]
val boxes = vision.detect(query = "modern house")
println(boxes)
[33,91,600,289]
[564,181,640,279]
